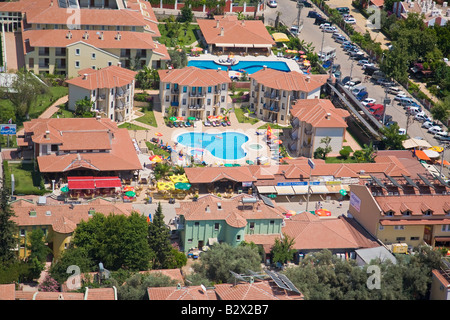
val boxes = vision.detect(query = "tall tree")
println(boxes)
[430,96,450,124]
[379,123,407,150]
[147,203,173,269]
[270,234,296,265]
[5,68,48,119]
[0,181,18,265]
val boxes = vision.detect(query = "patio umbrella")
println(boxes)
[272,32,290,42]
[123,186,134,191]
[339,189,347,196]
[298,50,305,54]
[191,47,203,52]
[155,132,163,137]
[188,117,196,121]
[169,117,177,121]
[149,155,163,162]
[315,209,331,216]
[268,194,277,198]
[303,60,311,66]
[175,182,191,190]
[429,146,444,153]
[285,210,297,218]
[423,149,440,159]
[125,191,136,197]
[246,160,254,165]
[300,55,307,58]
[437,160,450,167]
[61,186,69,193]
[273,140,283,145]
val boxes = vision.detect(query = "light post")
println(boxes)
[305,158,315,212]
[439,143,450,178]
[382,88,390,126]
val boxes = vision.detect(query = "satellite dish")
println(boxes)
[200,284,207,292]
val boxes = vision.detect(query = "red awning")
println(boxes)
[68,177,95,190]
[94,177,122,188]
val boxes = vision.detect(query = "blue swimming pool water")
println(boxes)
[187,60,290,74]
[177,131,249,160]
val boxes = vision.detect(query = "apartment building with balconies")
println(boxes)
[0,0,169,76]
[249,68,329,126]
[289,99,350,158]
[158,66,231,120]
[66,65,136,122]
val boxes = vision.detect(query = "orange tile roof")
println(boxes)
[250,68,328,92]
[184,166,258,184]
[176,194,284,224]
[66,65,137,90]
[23,29,158,50]
[11,197,136,233]
[376,194,450,217]
[158,66,231,87]
[147,286,218,300]
[290,99,349,128]
[22,118,142,172]
[213,280,304,300]
[33,292,85,300]
[85,287,116,300]
[197,15,275,47]
[282,212,379,250]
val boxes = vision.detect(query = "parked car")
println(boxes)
[361,98,376,106]
[385,120,398,128]
[414,112,430,122]
[422,121,439,129]
[362,63,376,69]
[308,10,321,18]
[386,87,403,95]
[332,33,343,39]
[336,7,350,14]
[335,36,346,43]
[435,131,450,141]
[352,84,367,95]
[290,25,299,35]
[355,91,369,101]
[267,0,277,7]
[428,126,444,134]
[368,104,385,119]
[298,0,312,7]
[344,17,356,24]
[323,26,338,33]
[314,17,328,25]
[358,59,370,66]
[319,23,332,29]
[399,128,407,135]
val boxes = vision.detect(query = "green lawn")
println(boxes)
[258,123,292,130]
[145,141,171,158]
[118,122,148,130]
[234,108,259,125]
[135,107,158,127]
[5,162,47,195]
[157,23,200,47]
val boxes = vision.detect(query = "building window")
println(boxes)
[394,225,405,230]
[165,95,169,102]
[214,223,219,231]
[385,211,394,217]
[91,66,96,70]
[208,86,212,93]
[282,103,285,109]
[237,235,241,241]
[221,96,225,103]
[270,220,274,224]
[207,99,211,105]
[250,222,255,229]
[20,229,25,237]
[111,101,114,108]
[280,115,284,121]
[75,48,80,55]
[166,83,170,90]
[221,84,226,90]
[259,109,262,115]
[396,237,406,241]
[410,237,420,241]
[442,225,450,232]
[91,53,96,59]
[183,86,187,93]
[283,90,286,97]
[75,61,80,68]
[108,61,112,66]
[194,222,199,226]
[188,239,193,243]
[182,99,186,105]
[379,224,384,230]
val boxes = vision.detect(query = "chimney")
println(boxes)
[205,205,210,212]
[326,112,331,119]
[220,27,224,36]
[96,115,101,120]
[306,76,310,82]
[99,32,103,40]
[83,31,89,40]
[263,65,267,70]
[50,0,53,6]
[115,32,121,40]
[83,73,88,80]
[216,19,220,28]
[45,130,50,139]
[218,67,221,71]
[117,61,122,67]
[66,31,72,39]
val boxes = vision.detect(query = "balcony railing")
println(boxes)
[171,101,179,107]
[188,105,205,110]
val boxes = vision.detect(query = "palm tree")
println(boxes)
[153,162,172,181]
[173,165,185,175]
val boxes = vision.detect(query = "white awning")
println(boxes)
[253,44,271,48]
[275,186,295,195]
[310,185,330,194]
[257,185,277,194]
[215,43,235,47]
[235,43,254,48]
[292,185,309,194]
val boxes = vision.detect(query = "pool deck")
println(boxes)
[188,53,302,76]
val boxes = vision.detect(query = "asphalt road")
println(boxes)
[263,0,450,167]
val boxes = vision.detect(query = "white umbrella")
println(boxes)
[423,149,440,158]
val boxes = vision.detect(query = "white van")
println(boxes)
[387,87,403,95]
[319,46,336,61]
[372,70,386,81]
